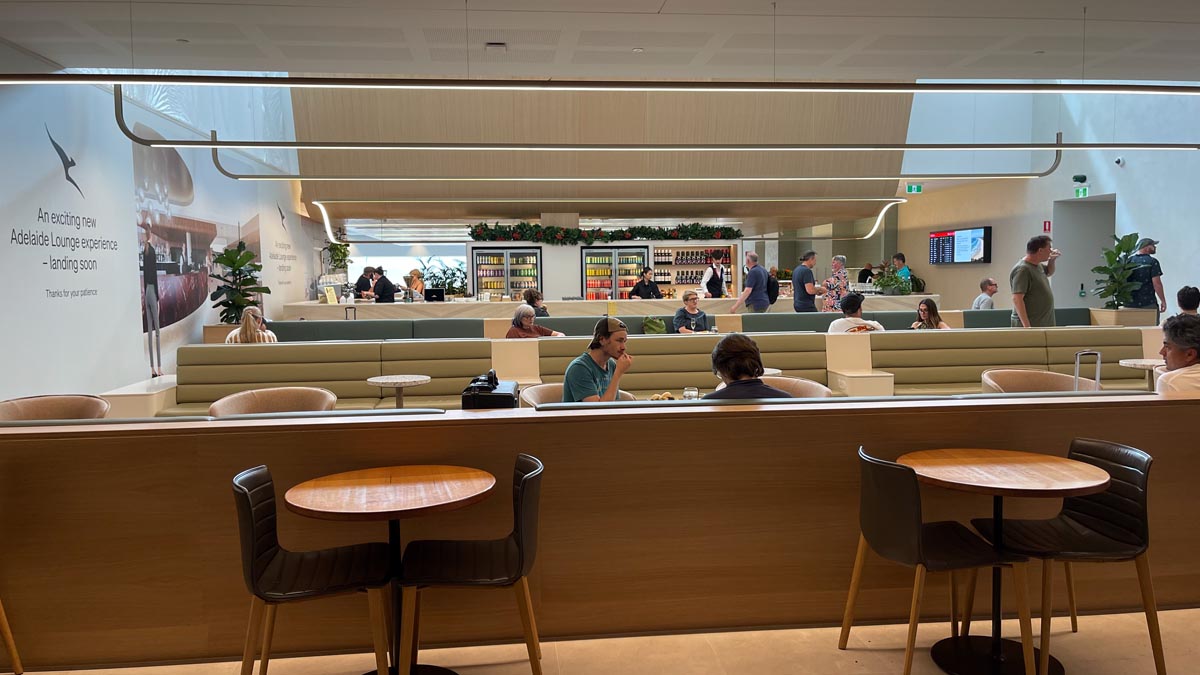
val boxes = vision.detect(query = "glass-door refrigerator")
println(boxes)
[470,247,542,297]
[581,246,648,300]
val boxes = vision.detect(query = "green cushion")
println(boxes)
[535,316,604,336]
[412,318,484,339]
[269,320,414,341]
[742,313,839,332]
[864,310,919,331]
[1055,307,1093,326]
[963,309,1013,328]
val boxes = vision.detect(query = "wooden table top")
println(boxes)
[897,448,1111,498]
[1119,358,1166,370]
[284,465,496,521]
[367,375,432,388]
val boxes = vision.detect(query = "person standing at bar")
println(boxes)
[731,251,770,313]
[792,251,825,313]
[630,267,663,299]
[1127,237,1167,318]
[1010,235,1060,328]
[822,255,849,312]
[702,252,728,298]
[364,267,397,303]
[354,266,375,298]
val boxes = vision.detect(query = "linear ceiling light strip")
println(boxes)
[210,133,1063,182]
[16,73,1200,95]
[312,198,906,245]
[114,94,1188,152]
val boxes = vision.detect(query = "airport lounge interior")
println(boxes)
[2,2,1200,675]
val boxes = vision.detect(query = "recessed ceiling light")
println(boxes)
[632,47,644,53]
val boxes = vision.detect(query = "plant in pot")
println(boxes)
[322,241,352,273]
[1091,232,1147,309]
[872,261,912,296]
[210,241,271,324]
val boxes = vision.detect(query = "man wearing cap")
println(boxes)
[1128,237,1166,316]
[562,318,635,402]
[1156,314,1200,393]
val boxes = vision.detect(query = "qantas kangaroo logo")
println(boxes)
[46,124,84,198]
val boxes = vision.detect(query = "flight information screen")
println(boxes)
[929,227,991,264]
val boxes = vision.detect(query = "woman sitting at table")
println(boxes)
[522,288,551,317]
[673,290,710,333]
[703,334,792,399]
[225,306,278,344]
[506,304,565,339]
[407,268,426,297]
[911,298,951,330]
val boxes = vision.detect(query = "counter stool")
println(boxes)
[839,448,1036,675]
[232,466,392,675]
[397,454,544,675]
[970,438,1165,675]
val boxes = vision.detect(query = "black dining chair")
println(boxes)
[969,438,1165,675]
[839,448,1036,675]
[397,454,544,675]
[232,465,392,675]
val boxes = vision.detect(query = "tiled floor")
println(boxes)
[46,608,1192,675]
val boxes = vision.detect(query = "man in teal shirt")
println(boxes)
[892,252,911,281]
[562,317,634,402]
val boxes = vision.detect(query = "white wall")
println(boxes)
[898,89,1200,313]
[0,84,320,399]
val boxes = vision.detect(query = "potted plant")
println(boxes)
[1090,232,1155,325]
[209,241,271,324]
[872,261,912,296]
[322,241,351,273]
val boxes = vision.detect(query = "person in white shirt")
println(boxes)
[827,293,885,333]
[972,277,999,310]
[1156,314,1200,393]
[701,253,730,298]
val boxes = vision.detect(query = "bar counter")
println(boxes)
[279,294,939,320]
[0,392,1196,668]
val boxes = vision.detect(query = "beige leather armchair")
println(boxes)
[208,387,337,417]
[981,369,1097,394]
[0,394,109,421]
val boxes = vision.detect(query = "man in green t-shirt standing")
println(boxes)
[1010,235,1061,327]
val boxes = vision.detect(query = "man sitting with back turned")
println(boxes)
[703,333,792,399]
[1156,314,1200,393]
[828,293,885,333]
[562,317,634,402]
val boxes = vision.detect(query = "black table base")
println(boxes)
[930,636,1063,675]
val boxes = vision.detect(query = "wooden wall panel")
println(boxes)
[0,395,1196,668]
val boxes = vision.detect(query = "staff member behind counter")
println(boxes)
[629,267,663,299]
[362,267,397,303]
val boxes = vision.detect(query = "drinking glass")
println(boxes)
[683,387,699,400]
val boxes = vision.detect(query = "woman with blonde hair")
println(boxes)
[225,306,278,344]
[407,268,426,296]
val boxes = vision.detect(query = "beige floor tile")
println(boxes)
[554,632,726,675]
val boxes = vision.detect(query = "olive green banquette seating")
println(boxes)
[869,327,1147,396]
[536,332,827,400]
[160,340,491,415]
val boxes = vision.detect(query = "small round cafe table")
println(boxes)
[897,449,1110,675]
[1118,358,1166,389]
[286,465,497,675]
[367,375,431,409]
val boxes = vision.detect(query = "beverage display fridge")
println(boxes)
[581,246,649,300]
[470,247,542,297]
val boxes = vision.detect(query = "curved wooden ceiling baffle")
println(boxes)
[291,87,914,236]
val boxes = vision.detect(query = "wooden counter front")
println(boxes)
[279,294,939,320]
[0,393,1191,668]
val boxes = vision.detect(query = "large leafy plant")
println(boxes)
[209,241,271,324]
[872,261,912,295]
[1091,233,1146,309]
[418,257,468,296]
[322,241,352,271]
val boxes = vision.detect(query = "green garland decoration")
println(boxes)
[469,221,742,245]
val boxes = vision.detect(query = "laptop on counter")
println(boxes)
[423,287,446,302]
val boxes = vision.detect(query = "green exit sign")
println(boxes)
[906,183,923,194]
[1074,186,1090,198]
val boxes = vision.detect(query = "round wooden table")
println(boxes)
[897,449,1111,675]
[1119,358,1166,389]
[367,375,431,409]
[286,465,497,675]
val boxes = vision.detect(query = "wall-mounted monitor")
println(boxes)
[929,226,992,264]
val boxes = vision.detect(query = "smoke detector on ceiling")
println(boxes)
[484,42,508,53]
